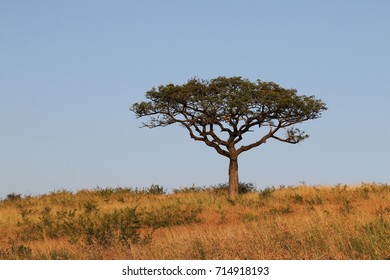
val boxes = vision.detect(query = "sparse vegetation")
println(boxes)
[0,183,389,260]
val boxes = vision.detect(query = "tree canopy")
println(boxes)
[131,76,327,196]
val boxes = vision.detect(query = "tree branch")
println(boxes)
[183,124,229,158]
[270,135,300,144]
[237,123,281,155]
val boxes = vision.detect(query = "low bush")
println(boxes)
[209,182,257,194]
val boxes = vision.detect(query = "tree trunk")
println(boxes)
[228,156,239,197]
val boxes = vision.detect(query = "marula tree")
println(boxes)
[131,76,327,197]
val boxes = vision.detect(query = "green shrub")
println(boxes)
[5,193,22,201]
[141,205,201,229]
[209,182,256,195]
[269,206,291,215]
[81,201,99,214]
[172,185,203,193]
[259,187,275,198]
[291,194,304,204]
[145,184,166,195]
[77,207,141,247]
[1,241,33,260]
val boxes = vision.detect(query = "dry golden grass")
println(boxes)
[0,183,389,260]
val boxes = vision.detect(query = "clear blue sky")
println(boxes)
[1,0,389,198]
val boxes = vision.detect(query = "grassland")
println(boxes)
[0,183,389,260]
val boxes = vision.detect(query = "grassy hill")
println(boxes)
[0,183,389,259]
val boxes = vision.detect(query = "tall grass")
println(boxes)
[0,183,389,260]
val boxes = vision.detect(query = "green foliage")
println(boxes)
[132,77,327,131]
[5,193,22,201]
[172,185,204,193]
[131,77,327,196]
[0,240,33,260]
[145,184,166,195]
[11,243,32,259]
[79,207,141,247]
[16,205,142,247]
[81,201,99,214]
[291,194,304,204]
[242,213,258,222]
[259,187,276,199]
[131,76,326,150]
[238,182,257,194]
[18,206,34,224]
[93,186,137,198]
[141,204,201,229]
[305,195,323,206]
[269,206,292,215]
[210,182,256,194]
